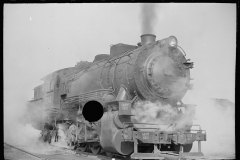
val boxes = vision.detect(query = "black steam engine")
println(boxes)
[29,34,206,159]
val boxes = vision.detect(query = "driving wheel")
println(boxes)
[79,143,88,152]
[89,143,101,155]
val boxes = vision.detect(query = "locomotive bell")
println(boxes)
[140,34,156,45]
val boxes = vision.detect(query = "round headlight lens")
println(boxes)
[169,36,178,47]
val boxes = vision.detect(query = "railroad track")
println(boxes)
[4,142,233,160]
[4,142,48,160]
[4,142,124,160]
[49,143,125,160]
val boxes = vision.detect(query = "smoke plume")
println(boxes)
[140,3,159,34]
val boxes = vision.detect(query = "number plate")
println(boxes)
[119,101,132,115]
[142,133,149,139]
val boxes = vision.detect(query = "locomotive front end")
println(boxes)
[128,35,207,160]
[134,34,194,104]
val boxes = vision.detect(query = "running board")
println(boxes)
[131,153,164,159]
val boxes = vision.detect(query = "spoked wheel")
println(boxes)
[106,152,114,158]
[173,143,193,152]
[89,143,101,155]
[79,143,88,152]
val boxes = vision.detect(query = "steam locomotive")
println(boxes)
[29,34,206,159]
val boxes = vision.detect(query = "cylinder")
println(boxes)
[100,111,134,155]
[140,34,156,45]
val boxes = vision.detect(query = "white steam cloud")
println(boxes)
[132,101,193,131]
[4,98,61,154]
[191,97,235,158]
[132,97,235,158]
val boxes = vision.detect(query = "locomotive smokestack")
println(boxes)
[140,34,156,45]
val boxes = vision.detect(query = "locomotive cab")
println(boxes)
[38,67,75,124]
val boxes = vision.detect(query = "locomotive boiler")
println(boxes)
[29,34,206,160]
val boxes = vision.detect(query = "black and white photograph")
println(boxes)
[4,3,235,160]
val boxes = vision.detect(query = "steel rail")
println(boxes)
[49,144,123,160]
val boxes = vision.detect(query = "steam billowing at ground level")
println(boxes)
[4,97,68,154]
[4,92,235,158]
[132,97,234,158]
[191,98,235,158]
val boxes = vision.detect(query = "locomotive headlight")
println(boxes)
[168,36,178,47]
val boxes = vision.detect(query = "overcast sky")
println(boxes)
[4,3,235,107]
